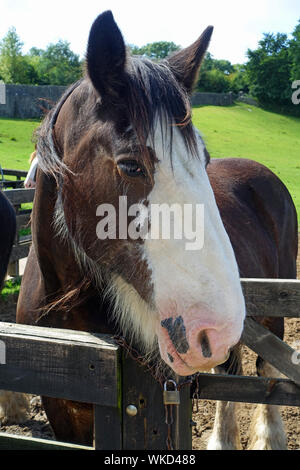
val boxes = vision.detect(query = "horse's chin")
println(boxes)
[158,338,231,377]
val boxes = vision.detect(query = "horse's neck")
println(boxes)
[31,171,115,334]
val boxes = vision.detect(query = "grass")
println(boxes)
[193,102,300,219]
[0,117,40,170]
[1,277,22,300]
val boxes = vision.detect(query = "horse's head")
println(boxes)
[38,11,245,375]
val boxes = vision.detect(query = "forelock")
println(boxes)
[124,56,199,158]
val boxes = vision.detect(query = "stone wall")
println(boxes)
[0,84,66,119]
[191,92,234,106]
[0,84,235,120]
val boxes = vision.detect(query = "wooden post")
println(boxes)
[94,349,122,450]
[7,204,20,277]
[94,405,122,450]
[5,188,35,278]
[121,353,192,450]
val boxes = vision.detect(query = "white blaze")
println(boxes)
[108,118,246,372]
[143,120,245,355]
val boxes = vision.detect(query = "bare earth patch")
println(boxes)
[192,317,300,450]
[193,235,300,450]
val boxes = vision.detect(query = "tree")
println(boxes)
[0,27,83,85]
[197,68,232,93]
[31,40,83,85]
[289,20,300,82]
[229,64,249,93]
[211,59,234,75]
[0,27,33,84]
[196,53,245,93]
[245,32,292,105]
[200,51,214,71]
[130,41,180,60]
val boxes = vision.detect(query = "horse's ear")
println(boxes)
[86,11,126,100]
[167,26,214,94]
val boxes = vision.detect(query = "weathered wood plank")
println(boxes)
[241,317,300,386]
[94,348,122,450]
[94,405,122,450]
[2,169,27,178]
[0,432,92,450]
[196,373,300,406]
[1,180,24,189]
[10,243,31,263]
[0,323,119,406]
[242,278,300,318]
[0,322,117,346]
[122,353,192,450]
[4,188,35,205]
[16,213,31,231]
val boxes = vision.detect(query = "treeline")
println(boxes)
[0,27,83,86]
[0,20,299,112]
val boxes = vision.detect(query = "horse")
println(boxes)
[10,11,297,449]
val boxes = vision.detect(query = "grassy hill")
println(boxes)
[0,117,39,170]
[0,102,299,217]
[193,102,300,219]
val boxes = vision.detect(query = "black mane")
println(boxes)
[36,54,199,178]
[124,56,198,156]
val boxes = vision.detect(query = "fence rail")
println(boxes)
[0,322,191,450]
[0,279,299,450]
[1,169,27,190]
[3,187,34,275]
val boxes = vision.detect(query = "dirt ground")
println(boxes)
[0,240,300,450]
[192,239,300,450]
[192,317,300,450]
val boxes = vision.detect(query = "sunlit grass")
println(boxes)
[0,117,39,170]
[193,102,300,219]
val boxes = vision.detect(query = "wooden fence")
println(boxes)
[0,169,27,190]
[0,278,299,450]
[4,185,34,277]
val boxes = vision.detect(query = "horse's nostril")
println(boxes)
[198,331,212,358]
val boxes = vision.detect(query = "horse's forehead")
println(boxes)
[147,118,204,169]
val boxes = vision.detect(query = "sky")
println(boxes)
[0,0,299,64]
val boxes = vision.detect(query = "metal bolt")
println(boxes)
[126,405,138,417]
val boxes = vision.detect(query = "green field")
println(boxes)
[0,103,299,217]
[193,102,300,218]
[0,117,39,170]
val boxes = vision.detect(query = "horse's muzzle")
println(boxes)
[157,304,244,376]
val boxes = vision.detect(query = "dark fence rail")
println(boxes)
[3,187,34,275]
[0,169,28,190]
[0,322,191,450]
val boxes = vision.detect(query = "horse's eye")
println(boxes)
[117,160,145,177]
